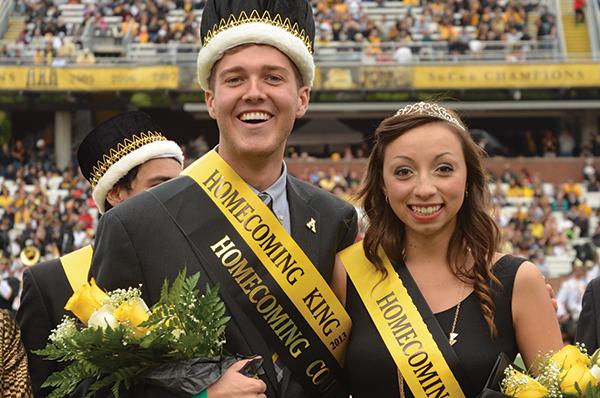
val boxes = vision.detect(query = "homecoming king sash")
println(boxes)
[61,245,94,292]
[340,241,467,398]
[176,150,352,397]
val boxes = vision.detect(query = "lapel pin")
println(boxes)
[306,218,317,234]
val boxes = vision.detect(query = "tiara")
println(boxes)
[394,102,465,131]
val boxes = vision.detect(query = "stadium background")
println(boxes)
[0,0,599,341]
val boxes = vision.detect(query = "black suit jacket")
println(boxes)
[17,259,73,397]
[577,276,600,353]
[90,174,358,398]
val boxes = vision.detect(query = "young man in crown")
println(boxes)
[17,111,184,397]
[89,1,358,397]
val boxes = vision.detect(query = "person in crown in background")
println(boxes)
[17,111,183,397]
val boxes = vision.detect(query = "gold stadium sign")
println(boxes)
[313,63,600,90]
[0,66,179,91]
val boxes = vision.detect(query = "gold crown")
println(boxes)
[394,102,465,131]
[89,131,167,188]
[203,9,313,54]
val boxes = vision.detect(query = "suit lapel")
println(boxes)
[287,177,321,266]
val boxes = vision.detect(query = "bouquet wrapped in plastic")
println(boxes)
[35,269,250,397]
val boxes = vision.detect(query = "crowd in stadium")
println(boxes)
[313,0,557,60]
[3,0,558,64]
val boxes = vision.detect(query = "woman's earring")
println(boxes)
[385,195,389,204]
[465,189,469,198]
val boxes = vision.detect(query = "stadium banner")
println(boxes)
[413,64,600,89]
[314,64,600,90]
[0,66,179,91]
[314,65,412,90]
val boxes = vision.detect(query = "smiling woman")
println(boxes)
[331,102,563,398]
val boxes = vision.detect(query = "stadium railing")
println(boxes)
[590,0,600,60]
[0,0,13,39]
[0,38,561,66]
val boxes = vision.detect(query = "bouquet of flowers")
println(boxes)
[501,344,600,397]
[35,269,235,397]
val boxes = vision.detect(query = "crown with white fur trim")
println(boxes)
[197,0,315,91]
[77,111,183,214]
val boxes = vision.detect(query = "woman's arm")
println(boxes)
[512,261,563,369]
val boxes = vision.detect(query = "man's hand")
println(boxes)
[207,358,267,398]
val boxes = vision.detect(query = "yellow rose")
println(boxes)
[560,365,598,394]
[503,370,548,398]
[114,297,150,337]
[64,279,109,325]
[551,345,591,370]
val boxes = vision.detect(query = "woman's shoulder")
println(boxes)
[492,252,528,265]
[489,253,538,295]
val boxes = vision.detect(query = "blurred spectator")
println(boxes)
[557,259,588,343]
[0,258,20,312]
[392,46,413,63]
[76,48,96,64]
[583,158,597,181]
[574,0,586,23]
[542,129,558,156]
[558,129,576,157]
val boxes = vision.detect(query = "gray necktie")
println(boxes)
[258,192,273,212]
[258,191,284,381]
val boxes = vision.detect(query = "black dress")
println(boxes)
[344,255,525,398]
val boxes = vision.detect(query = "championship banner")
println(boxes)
[340,242,466,398]
[314,63,600,90]
[413,63,600,89]
[177,150,351,397]
[0,66,179,91]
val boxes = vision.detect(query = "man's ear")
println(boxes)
[295,86,310,118]
[106,186,125,208]
[205,90,216,119]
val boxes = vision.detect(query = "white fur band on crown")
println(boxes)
[92,140,183,214]
[196,22,315,91]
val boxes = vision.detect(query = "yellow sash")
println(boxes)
[182,150,352,365]
[61,245,93,293]
[340,241,465,397]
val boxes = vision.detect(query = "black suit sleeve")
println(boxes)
[577,278,599,353]
[17,268,56,397]
[338,206,358,252]
[89,209,147,297]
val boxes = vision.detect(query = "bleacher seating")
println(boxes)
[0,0,560,64]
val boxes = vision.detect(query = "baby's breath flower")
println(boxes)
[49,317,78,344]
[576,342,589,356]
[537,360,561,398]
[106,286,142,308]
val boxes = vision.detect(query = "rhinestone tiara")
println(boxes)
[394,102,466,131]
